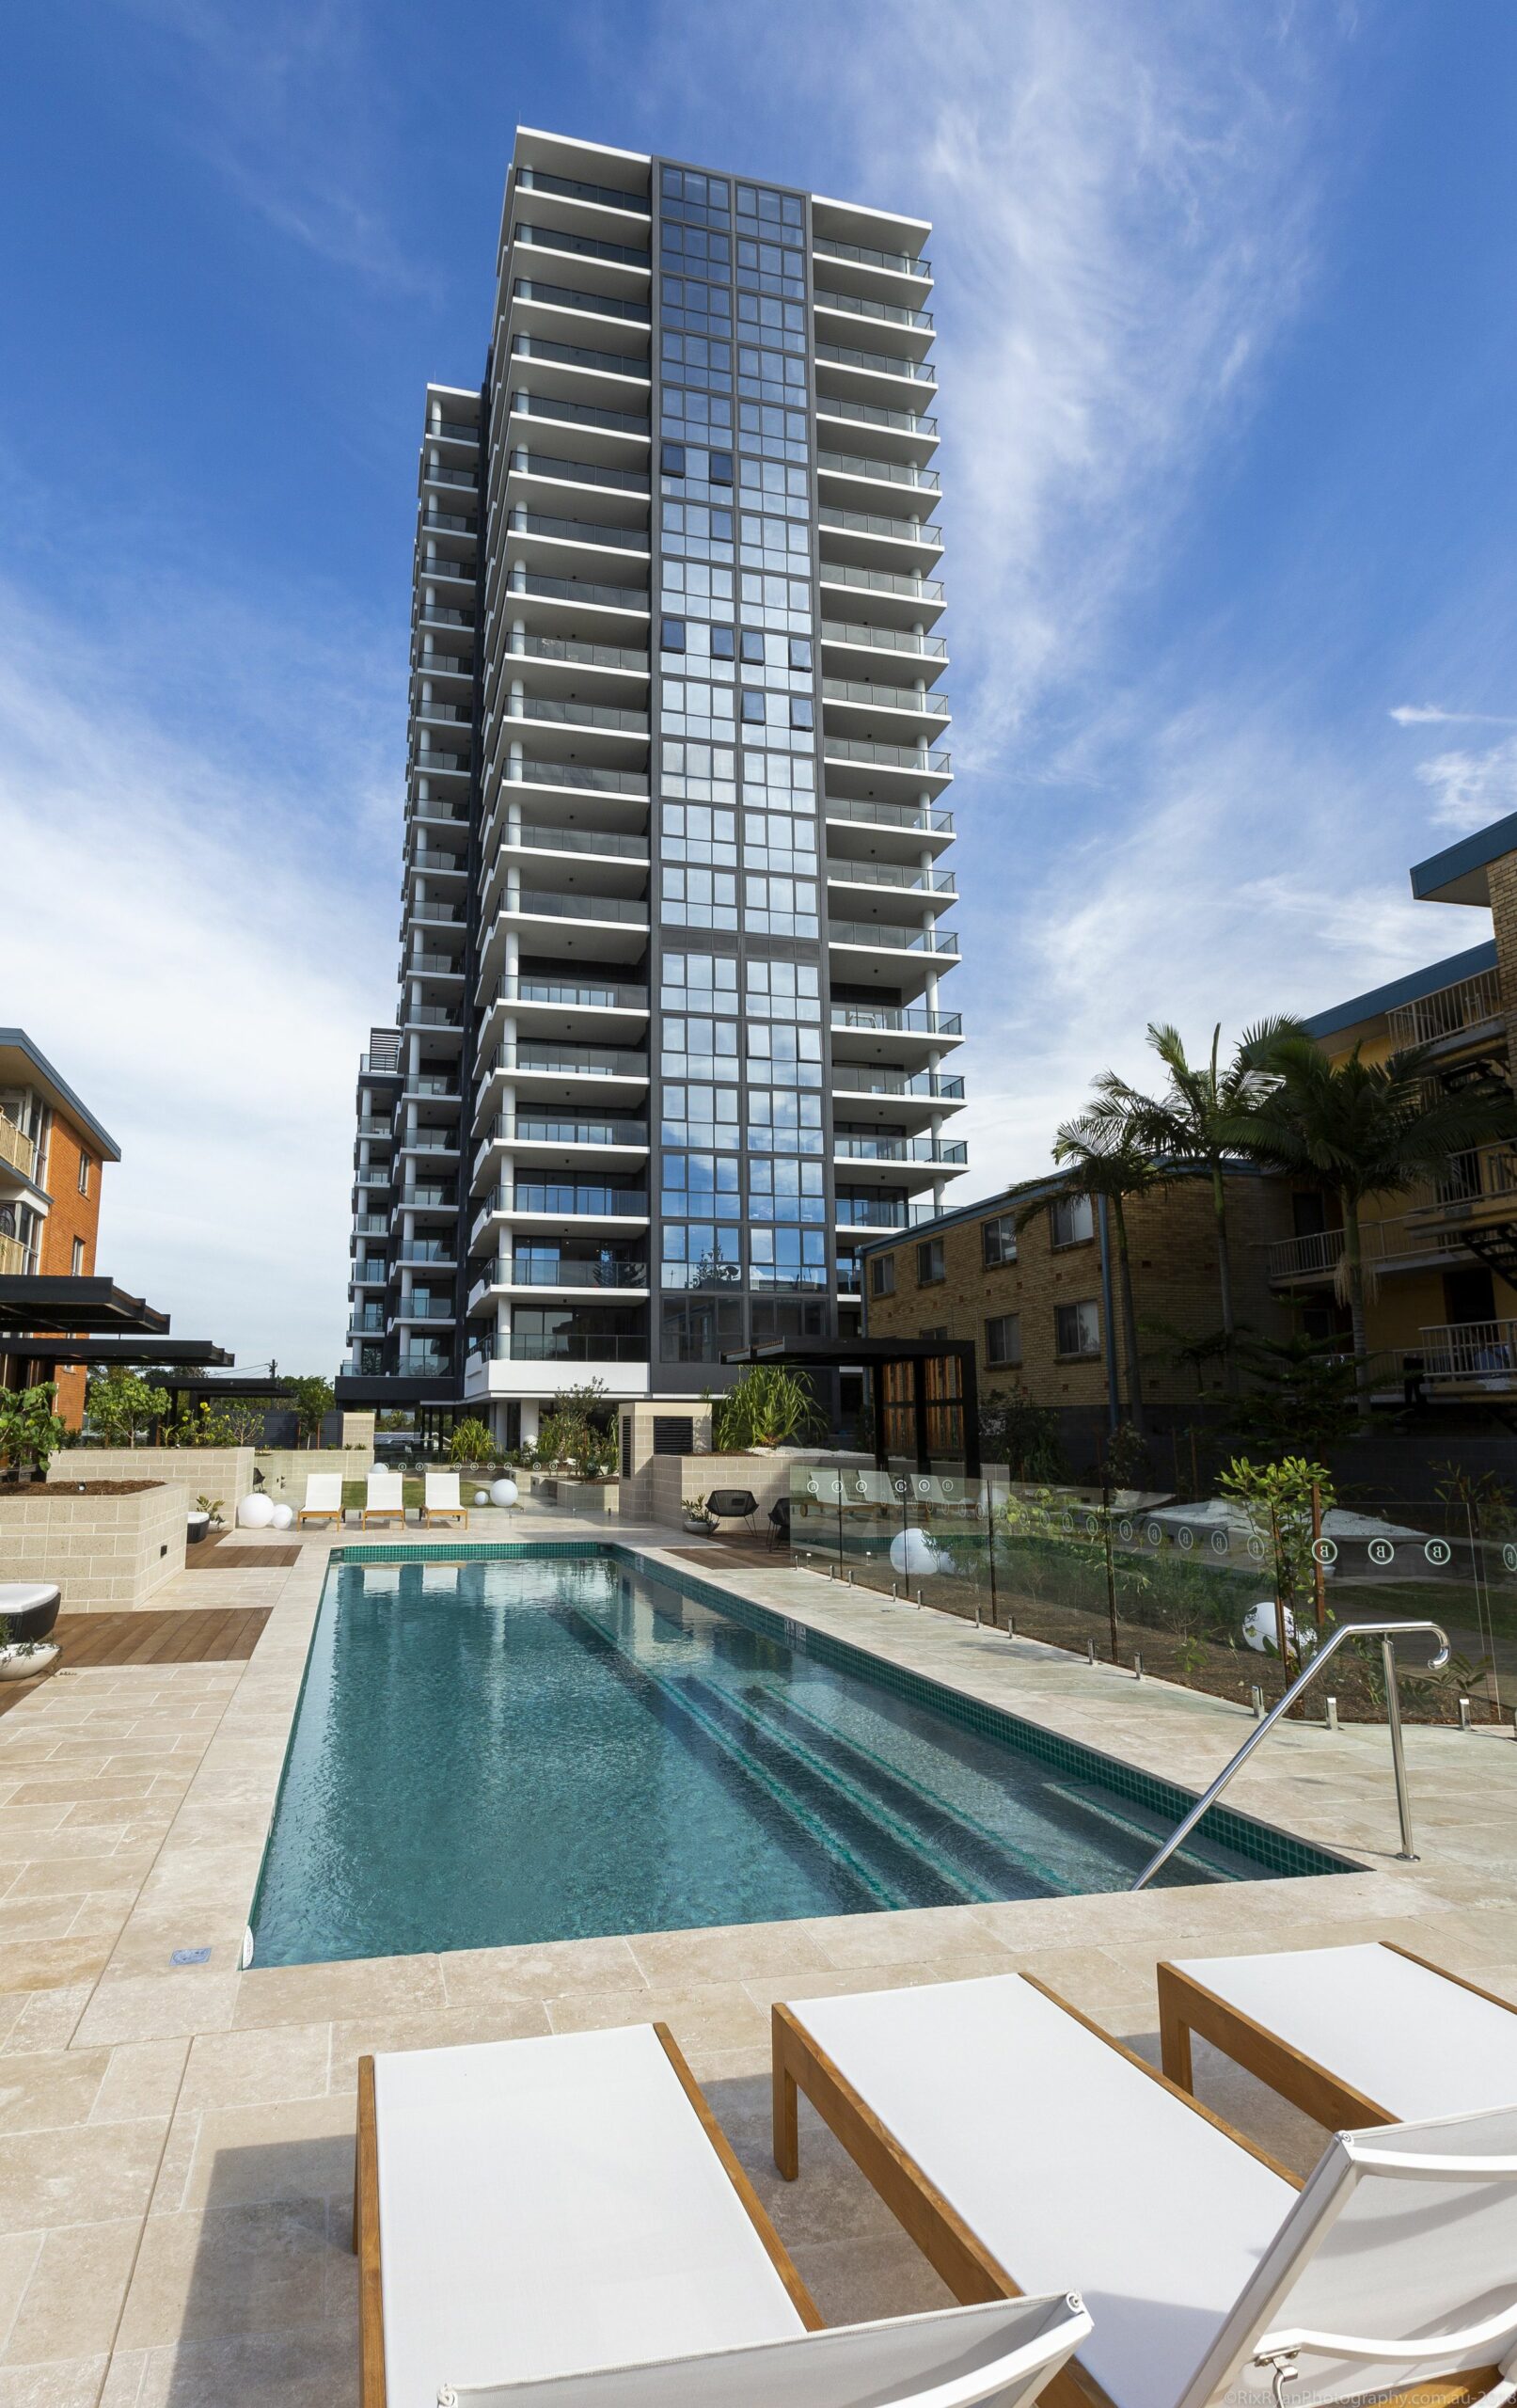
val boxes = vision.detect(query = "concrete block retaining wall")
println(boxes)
[51,1448,257,1512]
[0,1481,187,1610]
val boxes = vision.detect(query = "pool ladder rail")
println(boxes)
[1130,1619,1449,1893]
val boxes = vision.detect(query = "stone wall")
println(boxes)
[51,1448,257,1512]
[253,1449,372,1501]
[0,1481,187,1610]
[624,1449,872,1534]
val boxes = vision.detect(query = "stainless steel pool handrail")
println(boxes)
[1130,1619,1449,1893]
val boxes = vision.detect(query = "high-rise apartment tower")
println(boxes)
[339,128,967,1446]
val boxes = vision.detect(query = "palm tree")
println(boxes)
[1066,1020,1301,1378]
[1242,1035,1517,1423]
[1041,1125,1158,1431]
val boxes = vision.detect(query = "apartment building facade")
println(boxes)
[0,1031,120,1425]
[340,128,968,1444]
[861,1167,1288,1456]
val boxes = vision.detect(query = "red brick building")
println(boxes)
[0,1032,121,1426]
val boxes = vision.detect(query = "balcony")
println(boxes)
[504,1332,647,1363]
[395,1242,457,1265]
[826,796,954,837]
[0,1115,35,1180]
[392,1294,454,1323]
[514,221,651,272]
[830,919,957,953]
[504,630,648,674]
[510,333,650,387]
[512,277,650,327]
[505,568,651,619]
[483,1043,649,1081]
[509,449,650,497]
[824,677,949,720]
[831,1005,962,1037]
[480,1114,648,1149]
[423,464,479,493]
[484,1258,649,1292]
[834,1195,940,1229]
[473,1184,650,1242]
[814,236,931,281]
[426,416,480,444]
[817,450,940,494]
[508,388,651,440]
[815,395,938,446]
[505,695,648,735]
[1416,1320,1517,1388]
[815,341,937,386]
[834,1135,968,1164]
[1387,967,1503,1050]
[832,1069,964,1100]
[515,164,650,217]
[507,509,649,555]
[818,562,945,627]
[0,1230,29,1275]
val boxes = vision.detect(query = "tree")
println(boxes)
[289,1377,335,1448]
[449,1418,497,1465]
[86,1369,170,1447]
[1039,1125,1160,1431]
[0,1383,68,1481]
[1229,1333,1362,1454]
[1067,1020,1301,1381]
[1242,1035,1517,1424]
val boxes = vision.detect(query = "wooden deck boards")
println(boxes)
[0,1607,272,1717]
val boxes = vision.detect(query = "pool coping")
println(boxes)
[303,1539,1357,1903]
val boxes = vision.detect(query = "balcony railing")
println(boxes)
[505,1332,648,1362]
[815,287,933,333]
[820,563,945,602]
[496,1258,648,1289]
[493,975,649,1010]
[816,341,936,384]
[512,334,650,380]
[814,236,931,279]
[398,1349,454,1374]
[509,388,652,437]
[424,464,479,490]
[832,1069,964,1099]
[488,1044,649,1078]
[820,621,948,662]
[828,861,956,893]
[1417,1320,1517,1382]
[417,605,475,628]
[514,220,651,270]
[421,508,475,534]
[402,1004,463,1028]
[482,1114,648,1147]
[412,749,470,776]
[505,631,649,673]
[495,890,647,928]
[820,506,942,547]
[508,569,650,611]
[497,1184,649,1216]
[513,277,650,325]
[396,1242,456,1263]
[825,797,954,834]
[0,1115,36,1178]
[510,450,650,495]
[427,417,481,442]
[505,696,648,733]
[498,824,648,861]
[825,737,951,775]
[1387,967,1504,1049]
[515,164,649,215]
[823,678,949,715]
[394,1294,453,1320]
[831,1005,962,1036]
[507,760,647,795]
[509,510,648,552]
[816,396,937,438]
[829,921,959,954]
[834,1196,940,1228]
[817,448,940,492]
[834,1135,968,1164]
[404,952,463,975]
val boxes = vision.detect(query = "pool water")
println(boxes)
[247,1552,1342,1967]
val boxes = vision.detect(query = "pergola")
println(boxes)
[722,1336,980,1477]
[0,1278,239,1418]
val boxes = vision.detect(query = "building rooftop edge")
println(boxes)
[1301,939,1498,1039]
[0,1031,121,1161]
[1410,809,1517,906]
[853,1161,1268,1254]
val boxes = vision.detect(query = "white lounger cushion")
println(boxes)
[375,2025,806,2406]
[425,1472,462,1508]
[0,1584,60,1613]
[1169,1942,1517,2122]
[302,1476,342,1512]
[794,1974,1296,2408]
[367,1472,403,1508]
[447,2291,1091,2408]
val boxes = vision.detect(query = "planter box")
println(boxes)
[0,1481,187,1611]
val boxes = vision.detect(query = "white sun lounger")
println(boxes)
[422,1470,468,1528]
[363,1470,405,1529]
[1159,1941,1517,2130]
[773,1972,1517,2408]
[297,1473,344,1528]
[356,2020,1090,2408]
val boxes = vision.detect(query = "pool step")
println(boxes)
[1040,1780,1255,1884]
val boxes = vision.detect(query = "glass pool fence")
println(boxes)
[788,1465,1516,1727]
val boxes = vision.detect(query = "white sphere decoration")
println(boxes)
[1242,1601,1296,1656]
[490,1478,518,1510]
[473,1490,490,1508]
[237,1493,276,1529]
[889,1526,940,1578]
[268,1502,294,1531]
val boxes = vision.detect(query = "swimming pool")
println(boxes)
[246,1547,1350,1967]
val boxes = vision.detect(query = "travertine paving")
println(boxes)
[2,1513,1513,2404]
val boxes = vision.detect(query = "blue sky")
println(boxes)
[4,1,1516,1370]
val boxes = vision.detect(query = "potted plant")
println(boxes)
[682,1496,717,1536]
[188,1494,225,1545]
[0,1609,60,1683]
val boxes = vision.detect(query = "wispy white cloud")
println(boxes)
[0,579,397,1369]
[1414,734,1517,834]
[1390,703,1517,727]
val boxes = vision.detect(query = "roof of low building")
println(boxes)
[851,1157,1263,1257]
[0,1032,121,1161]
[1410,811,1517,908]
[1301,939,1497,1044]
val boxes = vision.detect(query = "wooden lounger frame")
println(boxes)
[296,1507,342,1528]
[356,2020,820,2408]
[360,1503,405,1529]
[771,1975,1499,2408]
[1157,1941,1517,2133]
[421,1504,469,1529]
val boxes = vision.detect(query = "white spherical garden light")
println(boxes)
[473,1490,490,1508]
[889,1526,940,1578]
[237,1492,276,1529]
[490,1477,518,1511]
[268,1503,294,1532]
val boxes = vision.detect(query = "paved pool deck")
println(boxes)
[2,1509,1514,2405]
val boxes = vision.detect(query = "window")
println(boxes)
[789,637,813,672]
[986,1312,1020,1368]
[77,1155,90,1197]
[789,695,814,732]
[920,1325,947,1340]
[916,1237,944,1285]
[710,626,735,659]
[660,616,687,653]
[740,628,765,664]
[661,441,687,477]
[740,689,766,723]
[982,1214,1017,1267]
[1049,1192,1095,1249]
[870,1253,895,1296]
[709,451,734,484]
[1054,1300,1101,1359]
[71,1236,86,1275]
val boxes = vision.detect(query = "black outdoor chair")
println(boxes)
[767,1496,792,1550]
[704,1488,759,1535]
